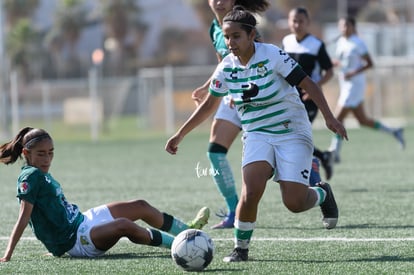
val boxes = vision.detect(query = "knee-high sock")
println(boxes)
[207,143,238,213]
[329,134,342,154]
[160,213,188,236]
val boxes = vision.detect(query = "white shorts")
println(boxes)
[338,76,366,108]
[242,132,313,185]
[67,205,114,257]
[214,96,242,128]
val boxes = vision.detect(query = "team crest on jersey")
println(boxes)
[80,235,90,245]
[257,63,267,77]
[19,182,29,194]
[212,79,222,88]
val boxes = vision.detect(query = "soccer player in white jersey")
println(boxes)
[191,0,270,229]
[166,6,348,262]
[283,7,335,180]
[330,16,405,162]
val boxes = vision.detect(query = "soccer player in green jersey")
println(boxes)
[0,127,209,261]
[166,6,347,262]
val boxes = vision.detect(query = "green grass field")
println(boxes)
[0,123,413,274]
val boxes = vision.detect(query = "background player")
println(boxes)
[330,16,405,162]
[282,7,335,180]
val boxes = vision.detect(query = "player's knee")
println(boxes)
[131,199,151,209]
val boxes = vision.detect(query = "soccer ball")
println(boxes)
[171,229,214,271]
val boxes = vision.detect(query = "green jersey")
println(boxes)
[17,165,84,256]
[209,18,262,59]
[209,18,230,58]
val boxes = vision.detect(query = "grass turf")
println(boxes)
[0,123,413,274]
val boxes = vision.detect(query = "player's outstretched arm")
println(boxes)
[1,201,33,262]
[166,93,221,155]
[298,76,348,140]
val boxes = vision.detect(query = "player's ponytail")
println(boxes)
[0,127,51,165]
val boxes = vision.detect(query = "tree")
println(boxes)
[44,0,89,78]
[100,0,146,75]
[3,0,39,26]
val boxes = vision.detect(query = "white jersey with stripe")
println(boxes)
[209,42,311,137]
[282,33,333,83]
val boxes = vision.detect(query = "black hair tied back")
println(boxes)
[223,5,257,32]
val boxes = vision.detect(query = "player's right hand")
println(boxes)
[165,134,183,155]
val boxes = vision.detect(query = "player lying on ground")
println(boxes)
[0,127,209,261]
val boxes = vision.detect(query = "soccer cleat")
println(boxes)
[393,128,405,149]
[320,151,334,180]
[316,182,338,229]
[188,207,210,230]
[223,247,249,262]
[211,210,235,229]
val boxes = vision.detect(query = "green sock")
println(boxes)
[148,229,174,248]
[234,220,255,249]
[207,143,238,212]
[161,213,188,236]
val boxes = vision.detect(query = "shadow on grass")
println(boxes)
[66,251,171,260]
[203,268,245,273]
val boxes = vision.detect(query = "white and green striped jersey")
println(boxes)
[209,42,312,136]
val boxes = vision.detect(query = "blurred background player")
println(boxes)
[0,127,209,261]
[191,0,270,229]
[282,7,335,180]
[330,16,405,162]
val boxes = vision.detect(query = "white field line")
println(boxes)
[1,237,414,242]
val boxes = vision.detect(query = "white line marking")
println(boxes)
[215,237,414,242]
[1,237,414,242]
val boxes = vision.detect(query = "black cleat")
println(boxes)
[223,247,249,262]
[316,182,338,229]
